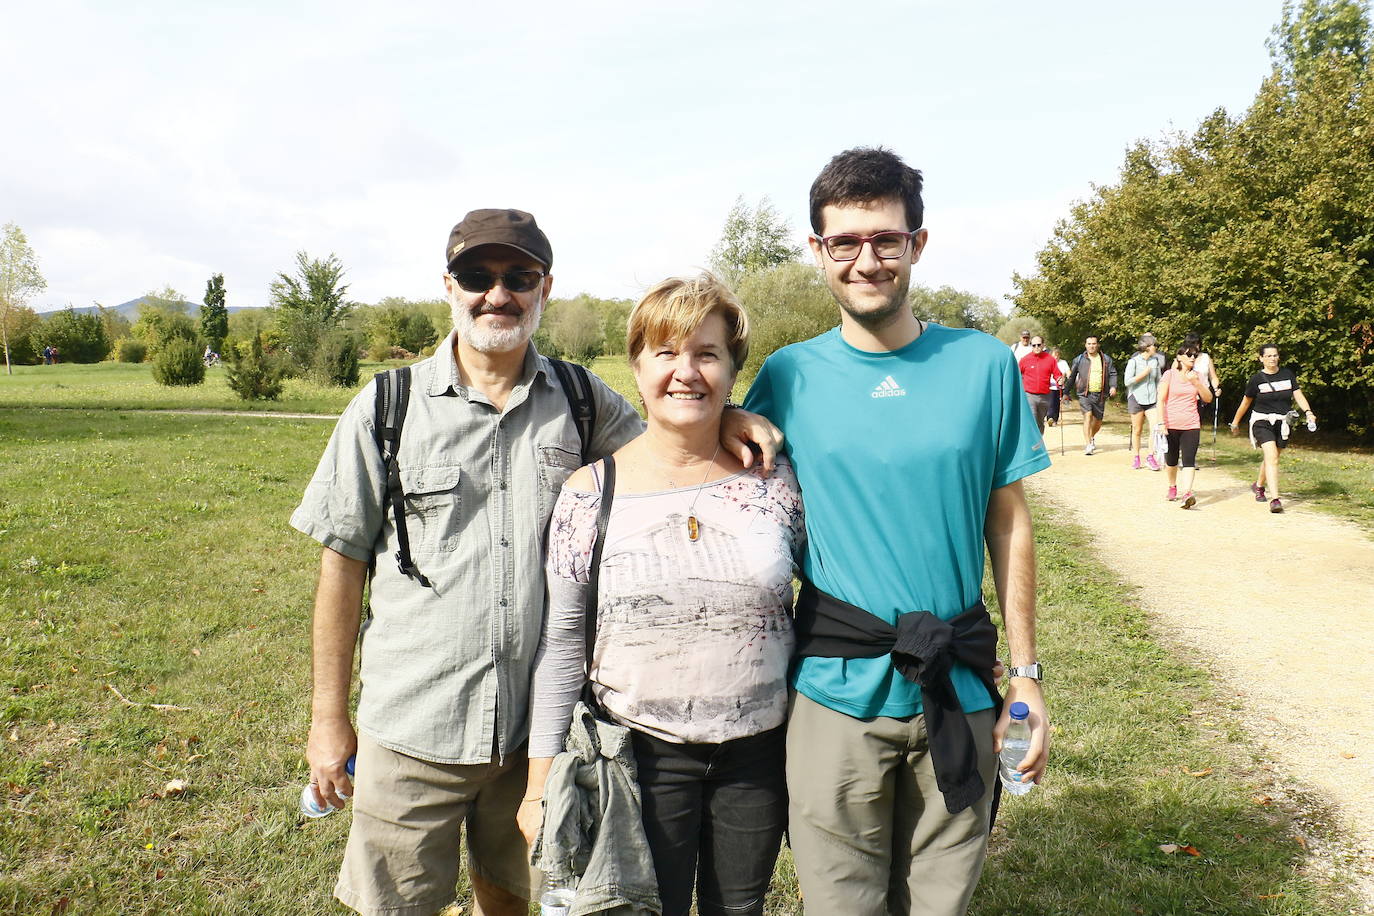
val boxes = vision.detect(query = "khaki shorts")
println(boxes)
[334,733,535,916]
[786,692,997,916]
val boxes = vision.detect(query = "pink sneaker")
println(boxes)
[1181,493,1196,510]
[1132,456,1141,470]
[1251,483,1266,502]
[1146,455,1161,471]
[1167,486,1178,501]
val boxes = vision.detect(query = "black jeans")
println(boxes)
[630,725,787,916]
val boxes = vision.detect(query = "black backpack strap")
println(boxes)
[581,455,615,708]
[373,367,431,588]
[549,358,598,464]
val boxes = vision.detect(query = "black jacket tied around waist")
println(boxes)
[794,580,1004,816]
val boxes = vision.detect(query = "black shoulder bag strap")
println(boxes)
[549,358,599,464]
[372,367,431,588]
[581,455,615,710]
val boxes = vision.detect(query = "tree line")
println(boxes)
[1014,0,1374,436]
[2,197,1009,393]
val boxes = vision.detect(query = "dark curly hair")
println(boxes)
[809,146,924,234]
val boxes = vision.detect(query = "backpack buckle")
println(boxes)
[395,551,432,588]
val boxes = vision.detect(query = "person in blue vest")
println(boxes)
[744,147,1051,915]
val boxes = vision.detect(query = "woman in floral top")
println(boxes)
[521,273,804,916]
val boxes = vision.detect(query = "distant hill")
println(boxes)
[38,298,261,318]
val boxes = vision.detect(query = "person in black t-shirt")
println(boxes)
[1228,343,1316,514]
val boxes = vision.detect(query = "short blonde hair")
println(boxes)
[627,272,750,372]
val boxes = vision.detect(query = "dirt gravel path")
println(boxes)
[1024,419,1374,900]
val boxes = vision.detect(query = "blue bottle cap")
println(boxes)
[1009,701,1029,720]
[345,755,357,776]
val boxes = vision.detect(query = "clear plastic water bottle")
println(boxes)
[1307,417,1317,433]
[999,701,1034,796]
[539,876,576,916]
[300,755,356,818]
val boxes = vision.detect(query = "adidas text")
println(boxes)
[871,376,907,398]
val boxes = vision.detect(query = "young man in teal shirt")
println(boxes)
[744,147,1050,915]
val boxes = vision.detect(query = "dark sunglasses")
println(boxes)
[449,268,546,294]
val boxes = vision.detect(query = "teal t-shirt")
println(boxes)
[744,324,1051,718]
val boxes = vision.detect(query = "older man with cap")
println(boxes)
[1010,329,1034,361]
[291,208,780,916]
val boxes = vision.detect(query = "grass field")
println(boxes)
[0,365,1365,914]
[0,357,667,420]
[0,361,383,414]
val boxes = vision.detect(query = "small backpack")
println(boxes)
[371,358,598,588]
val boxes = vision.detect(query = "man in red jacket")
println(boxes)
[1018,336,1063,435]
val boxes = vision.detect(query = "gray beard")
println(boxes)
[449,295,541,354]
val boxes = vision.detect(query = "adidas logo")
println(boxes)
[871,375,907,398]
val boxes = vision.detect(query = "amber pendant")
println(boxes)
[687,515,700,541]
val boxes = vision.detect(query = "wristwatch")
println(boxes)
[1008,663,1044,681]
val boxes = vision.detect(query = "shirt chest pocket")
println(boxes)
[537,444,582,522]
[398,463,464,556]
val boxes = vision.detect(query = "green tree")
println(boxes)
[271,251,353,371]
[710,196,804,283]
[1,304,42,365]
[541,296,605,366]
[597,298,633,355]
[364,306,407,358]
[1268,0,1370,85]
[226,332,285,400]
[132,289,199,356]
[226,309,274,357]
[1014,0,1374,435]
[908,284,1005,333]
[0,222,47,374]
[994,314,1051,347]
[360,299,439,358]
[311,329,361,387]
[97,304,131,348]
[115,338,147,363]
[151,337,206,386]
[41,308,112,363]
[734,262,837,377]
[201,273,228,354]
[400,312,437,355]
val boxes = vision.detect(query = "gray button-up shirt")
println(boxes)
[291,333,643,764]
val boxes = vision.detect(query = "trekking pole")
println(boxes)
[1211,391,1219,463]
[1059,404,1065,456]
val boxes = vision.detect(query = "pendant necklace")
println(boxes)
[678,441,721,543]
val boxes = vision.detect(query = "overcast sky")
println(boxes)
[5,1,1283,314]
